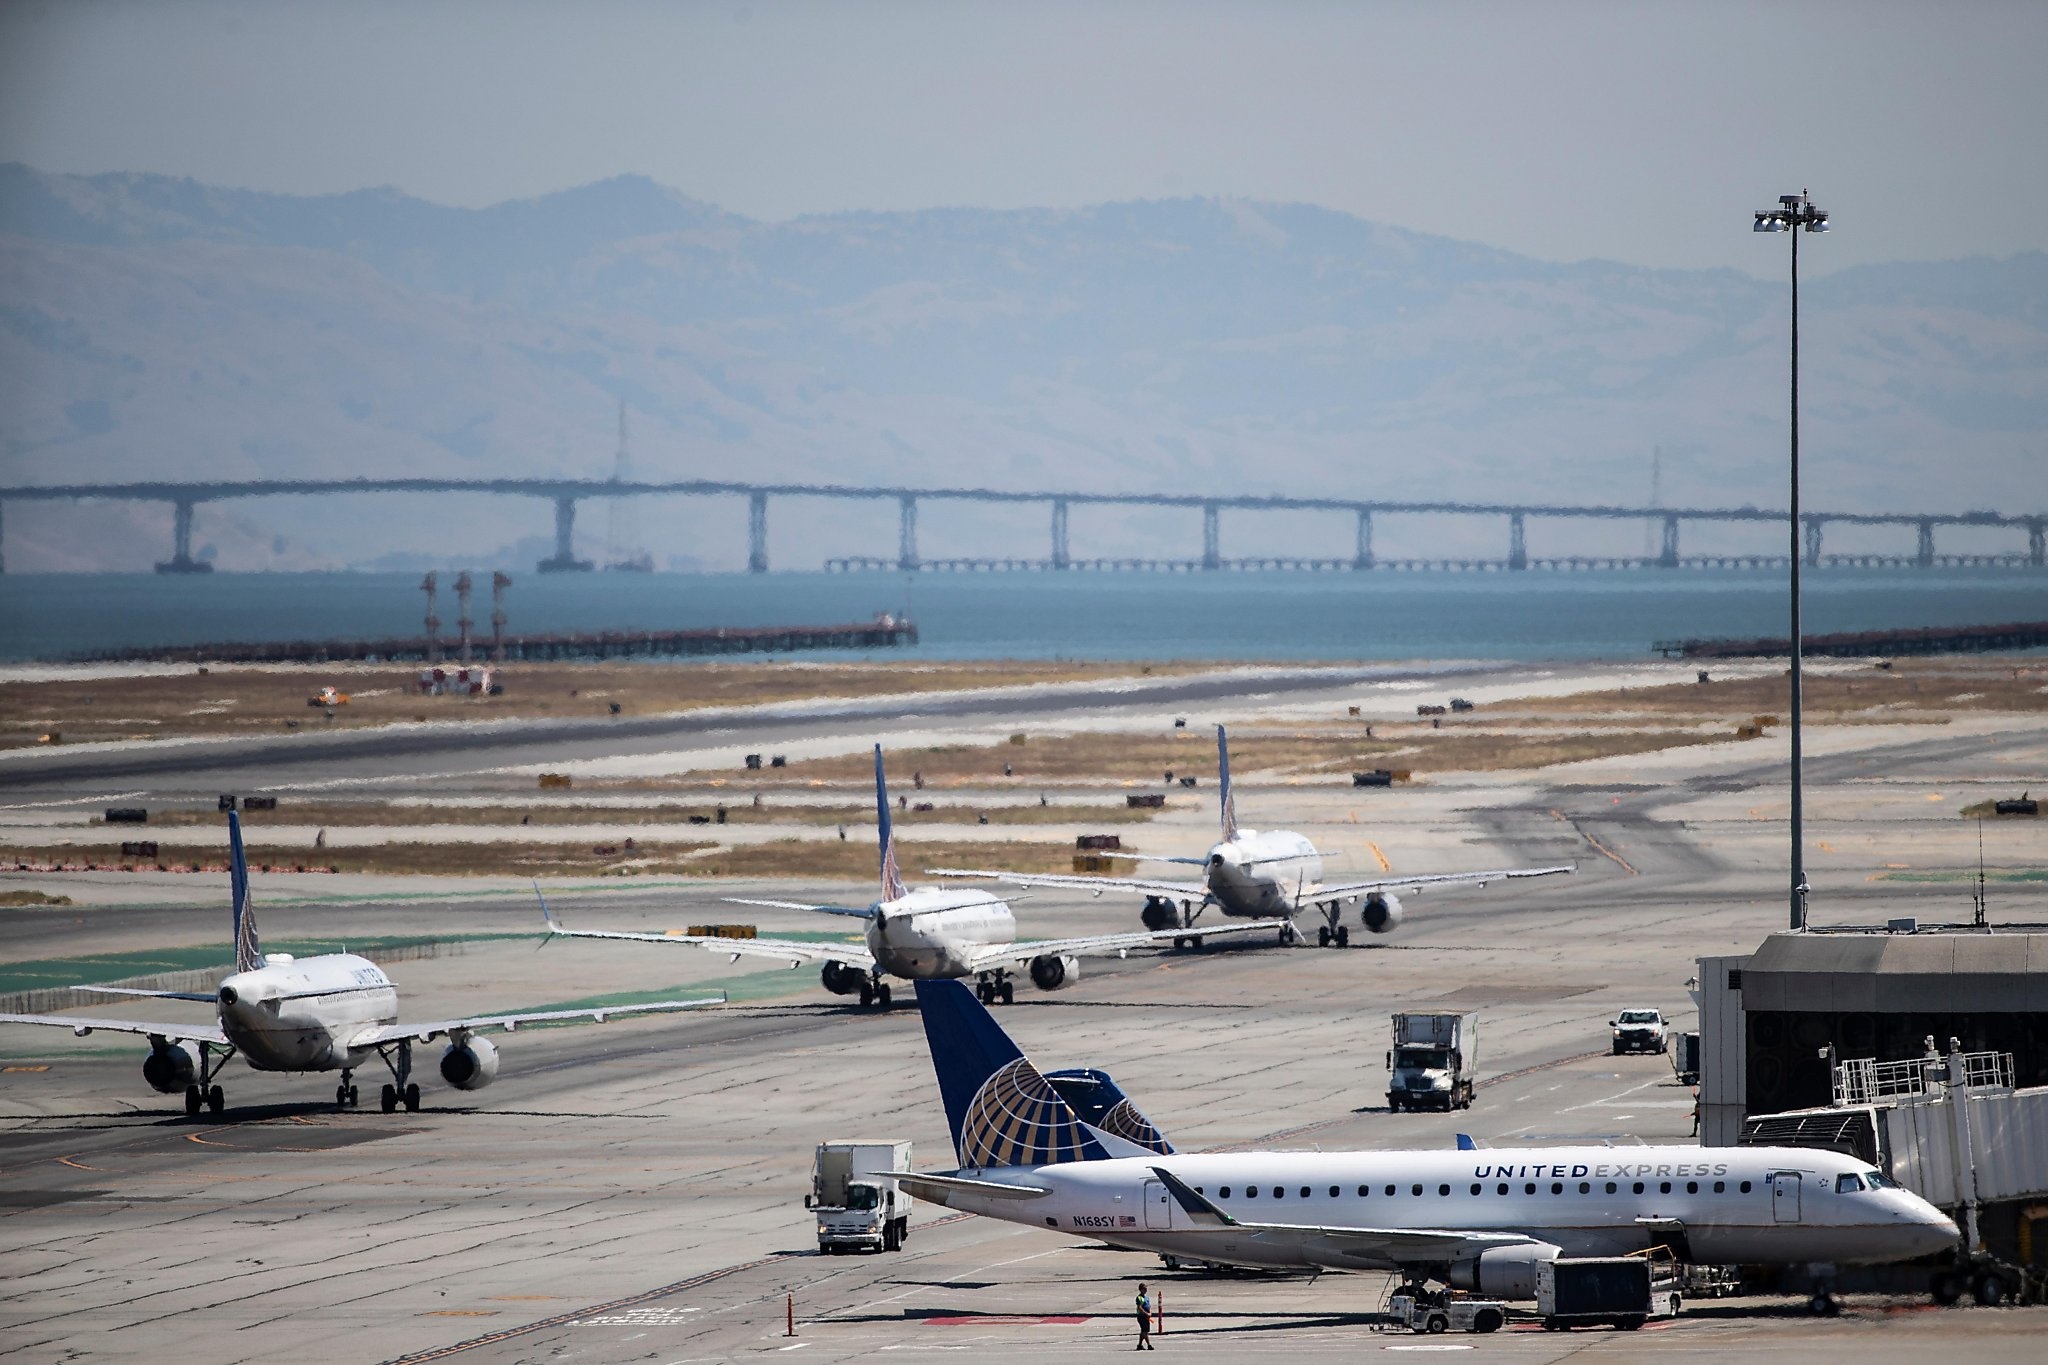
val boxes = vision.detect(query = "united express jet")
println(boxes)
[0,814,723,1116]
[895,977,1958,1316]
[933,725,1572,947]
[544,745,1290,1007]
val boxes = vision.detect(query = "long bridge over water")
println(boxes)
[1,478,2040,574]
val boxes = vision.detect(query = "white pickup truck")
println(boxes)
[1610,1008,1669,1055]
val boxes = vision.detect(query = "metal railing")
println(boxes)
[1832,1049,2014,1106]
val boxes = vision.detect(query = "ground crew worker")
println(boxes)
[1134,1282,1155,1350]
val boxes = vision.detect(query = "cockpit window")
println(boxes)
[1835,1173,1866,1194]
[1863,1170,1895,1190]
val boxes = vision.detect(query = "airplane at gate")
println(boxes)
[543,745,1292,1006]
[933,725,1574,946]
[895,978,1959,1313]
[0,814,723,1116]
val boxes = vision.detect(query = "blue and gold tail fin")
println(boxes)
[915,978,1110,1169]
[875,744,906,901]
[1045,1067,1175,1155]
[229,812,261,973]
[1217,724,1239,842]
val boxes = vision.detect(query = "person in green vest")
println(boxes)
[1134,1282,1155,1350]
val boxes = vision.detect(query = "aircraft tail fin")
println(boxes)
[229,812,261,973]
[1217,724,1239,842]
[1045,1067,1175,1155]
[914,978,1110,1168]
[875,744,906,901]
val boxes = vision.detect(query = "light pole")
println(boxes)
[1754,190,1829,931]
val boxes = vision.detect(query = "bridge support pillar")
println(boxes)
[1201,502,1221,570]
[2029,519,2046,568]
[897,495,920,572]
[1352,508,1375,570]
[1804,518,1824,567]
[1658,514,1680,568]
[748,491,769,573]
[154,497,212,573]
[1915,518,1936,568]
[1507,511,1527,570]
[538,496,594,572]
[1050,498,1070,570]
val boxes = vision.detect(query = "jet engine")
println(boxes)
[820,960,865,996]
[1447,1242,1562,1300]
[1361,892,1405,934]
[1140,897,1177,932]
[1029,955,1082,992]
[438,1036,500,1091]
[142,1040,199,1094]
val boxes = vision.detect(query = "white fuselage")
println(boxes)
[215,954,397,1072]
[866,888,1018,978]
[921,1145,1957,1276]
[1205,830,1322,918]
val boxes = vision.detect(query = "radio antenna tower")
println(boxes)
[604,399,653,572]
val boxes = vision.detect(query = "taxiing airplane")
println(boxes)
[0,814,723,1116]
[934,724,1573,947]
[897,977,1959,1314]
[543,745,1291,1007]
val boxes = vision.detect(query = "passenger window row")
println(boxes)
[1197,1179,1756,1199]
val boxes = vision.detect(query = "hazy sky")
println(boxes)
[2,1,2043,275]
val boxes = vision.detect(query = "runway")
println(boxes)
[3,670,2045,1361]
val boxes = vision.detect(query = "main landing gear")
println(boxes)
[975,972,1016,1007]
[182,1040,236,1117]
[1312,900,1349,948]
[335,1069,360,1110]
[858,976,894,1009]
[375,1038,422,1114]
[1143,897,1213,950]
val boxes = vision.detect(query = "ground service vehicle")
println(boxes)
[1672,1030,1701,1084]
[1610,1008,1669,1055]
[807,1141,913,1253]
[1536,1256,1679,1330]
[1386,1012,1476,1112]
[1386,1289,1506,1335]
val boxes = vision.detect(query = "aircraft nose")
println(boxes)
[1899,1204,1960,1259]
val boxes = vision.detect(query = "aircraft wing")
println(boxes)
[350,993,726,1048]
[74,985,220,1003]
[926,868,1208,901]
[1150,1166,1536,1264]
[0,1012,229,1046]
[546,924,877,970]
[723,897,876,920]
[964,919,1291,974]
[1308,863,1576,905]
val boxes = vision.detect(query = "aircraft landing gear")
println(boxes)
[336,1069,359,1109]
[1806,1290,1840,1317]
[375,1038,418,1115]
[1313,901,1349,948]
[975,973,1016,1006]
[859,973,894,1008]
[183,1040,237,1118]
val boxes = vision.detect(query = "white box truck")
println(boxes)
[807,1140,913,1254]
[1386,1012,1476,1112]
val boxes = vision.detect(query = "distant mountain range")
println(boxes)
[2,163,2043,571]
